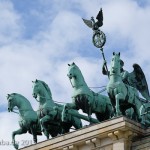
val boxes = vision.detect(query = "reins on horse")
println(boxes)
[34,95,67,104]
[89,85,106,89]
[138,96,150,103]
[11,108,33,115]
[69,78,74,88]
[35,97,40,102]
[34,83,107,104]
[89,86,107,93]
[98,88,107,93]
[109,73,121,78]
[68,75,84,88]
[12,110,19,114]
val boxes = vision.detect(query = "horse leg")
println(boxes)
[40,115,54,139]
[71,115,82,130]
[134,105,142,122]
[30,123,38,143]
[62,103,77,123]
[66,103,77,109]
[61,123,71,134]
[106,104,114,119]
[112,105,116,117]
[115,94,123,116]
[12,128,27,149]
[87,106,93,124]
[62,104,69,122]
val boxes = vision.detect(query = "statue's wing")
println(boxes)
[82,18,93,28]
[96,8,103,27]
[129,64,150,100]
[96,8,103,21]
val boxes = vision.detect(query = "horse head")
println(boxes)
[32,79,54,106]
[7,93,32,113]
[7,93,18,112]
[67,62,86,88]
[32,79,41,99]
[67,62,77,79]
[110,52,121,75]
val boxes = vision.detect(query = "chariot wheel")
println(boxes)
[92,30,106,48]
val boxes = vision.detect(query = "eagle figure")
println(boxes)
[82,8,103,30]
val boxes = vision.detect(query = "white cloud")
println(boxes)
[0,0,23,44]
[103,0,150,56]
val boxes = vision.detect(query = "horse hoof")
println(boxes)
[116,112,122,116]
[34,139,37,143]
[138,117,142,123]
[14,143,19,149]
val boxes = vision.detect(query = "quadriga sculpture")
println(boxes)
[63,62,113,122]
[7,93,41,150]
[106,52,143,122]
[32,79,82,139]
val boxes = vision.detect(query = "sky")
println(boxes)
[0,0,150,149]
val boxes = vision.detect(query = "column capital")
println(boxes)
[108,132,118,141]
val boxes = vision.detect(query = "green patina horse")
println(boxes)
[64,62,113,122]
[106,52,143,122]
[139,102,150,126]
[7,93,41,150]
[32,79,82,139]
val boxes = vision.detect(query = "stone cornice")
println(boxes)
[20,116,148,150]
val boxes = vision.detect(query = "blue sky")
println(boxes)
[0,0,150,149]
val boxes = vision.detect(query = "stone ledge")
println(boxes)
[132,135,150,149]
[20,116,147,150]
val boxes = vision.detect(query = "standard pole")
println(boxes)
[100,48,109,78]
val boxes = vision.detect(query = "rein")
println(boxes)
[34,95,67,104]
[12,110,19,114]
[68,76,84,88]
[69,77,75,88]
[89,86,106,89]
[11,108,33,115]
[109,73,121,77]
[35,97,40,102]
[98,88,107,93]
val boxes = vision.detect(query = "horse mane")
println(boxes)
[39,80,52,97]
[73,64,87,85]
[11,93,30,104]
[12,93,27,100]
[10,93,33,109]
